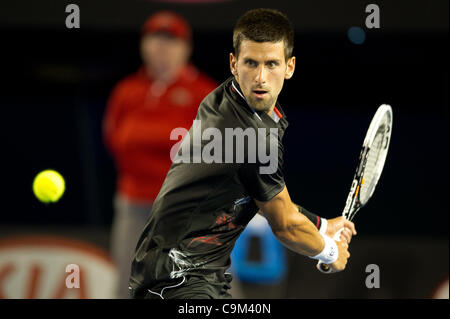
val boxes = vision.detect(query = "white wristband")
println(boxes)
[309,233,338,264]
[319,218,328,235]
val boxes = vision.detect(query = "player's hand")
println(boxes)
[325,217,357,244]
[328,240,350,273]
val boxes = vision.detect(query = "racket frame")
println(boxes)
[317,104,393,273]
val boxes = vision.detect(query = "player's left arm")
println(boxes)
[258,205,357,244]
[294,204,357,243]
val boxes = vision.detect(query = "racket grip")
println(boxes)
[316,228,344,274]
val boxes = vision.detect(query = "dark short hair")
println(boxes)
[233,8,294,61]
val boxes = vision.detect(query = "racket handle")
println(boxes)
[317,262,332,273]
[316,228,344,274]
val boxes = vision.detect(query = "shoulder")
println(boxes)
[187,65,217,86]
[198,78,260,131]
[118,68,148,86]
[108,68,153,106]
[110,69,146,95]
[198,77,233,114]
[181,65,218,93]
[195,72,219,92]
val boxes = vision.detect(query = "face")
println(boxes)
[230,40,295,113]
[141,34,191,82]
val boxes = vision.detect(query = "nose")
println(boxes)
[255,64,267,84]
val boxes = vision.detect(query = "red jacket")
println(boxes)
[103,65,217,202]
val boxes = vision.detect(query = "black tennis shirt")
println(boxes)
[129,76,292,292]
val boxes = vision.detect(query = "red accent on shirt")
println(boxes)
[103,65,217,201]
[274,106,283,119]
[187,235,222,247]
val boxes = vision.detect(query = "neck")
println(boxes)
[266,104,276,116]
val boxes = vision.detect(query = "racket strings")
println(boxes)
[346,106,393,223]
[359,123,388,204]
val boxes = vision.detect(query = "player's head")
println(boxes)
[140,11,192,82]
[230,8,295,113]
[232,8,294,62]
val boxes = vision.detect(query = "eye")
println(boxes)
[267,61,278,68]
[245,60,257,67]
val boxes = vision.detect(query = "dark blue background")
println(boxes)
[0,6,447,238]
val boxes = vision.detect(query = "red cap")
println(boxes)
[141,11,191,41]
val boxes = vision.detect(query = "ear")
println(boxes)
[285,56,296,80]
[230,53,238,76]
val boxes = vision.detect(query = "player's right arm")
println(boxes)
[254,185,350,272]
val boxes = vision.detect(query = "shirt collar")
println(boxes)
[230,79,263,121]
[230,78,283,124]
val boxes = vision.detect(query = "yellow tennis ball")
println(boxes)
[32,170,65,203]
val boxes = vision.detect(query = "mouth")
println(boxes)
[252,89,268,99]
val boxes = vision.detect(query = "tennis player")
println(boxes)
[129,8,357,299]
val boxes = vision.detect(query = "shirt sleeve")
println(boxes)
[238,137,286,202]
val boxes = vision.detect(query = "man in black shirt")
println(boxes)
[129,8,357,299]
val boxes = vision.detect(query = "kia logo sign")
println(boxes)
[0,236,117,299]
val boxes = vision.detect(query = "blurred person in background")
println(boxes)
[103,11,217,299]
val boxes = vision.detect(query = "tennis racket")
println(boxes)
[318,104,393,273]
